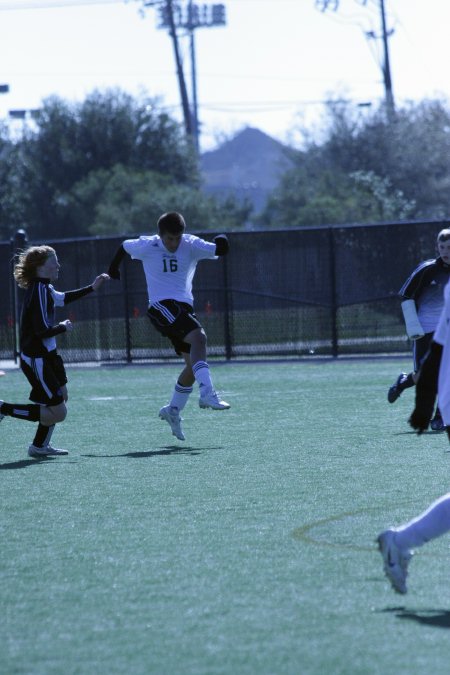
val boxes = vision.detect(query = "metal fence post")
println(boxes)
[222,253,232,360]
[328,227,339,357]
[122,256,132,363]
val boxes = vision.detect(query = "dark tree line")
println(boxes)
[258,98,450,228]
[2,91,450,240]
[0,89,250,241]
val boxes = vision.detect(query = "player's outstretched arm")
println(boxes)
[409,341,443,434]
[214,234,229,256]
[63,274,109,305]
[91,273,110,291]
[108,244,126,280]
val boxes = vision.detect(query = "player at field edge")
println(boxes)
[386,229,450,431]
[107,211,230,442]
[0,245,109,457]
[377,493,450,595]
[378,274,450,594]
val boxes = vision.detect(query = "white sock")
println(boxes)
[169,383,193,412]
[192,361,213,391]
[394,493,450,549]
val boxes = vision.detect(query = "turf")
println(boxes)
[2,359,450,674]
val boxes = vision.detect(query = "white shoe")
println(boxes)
[28,444,69,457]
[199,387,230,410]
[159,405,185,441]
[377,529,413,594]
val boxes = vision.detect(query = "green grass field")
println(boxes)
[2,358,450,674]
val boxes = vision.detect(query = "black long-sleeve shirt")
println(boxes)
[20,277,93,357]
[399,257,450,334]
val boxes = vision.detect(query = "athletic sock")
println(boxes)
[170,382,193,412]
[0,402,40,422]
[394,493,450,549]
[32,424,55,448]
[192,361,213,390]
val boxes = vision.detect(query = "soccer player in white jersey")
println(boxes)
[387,229,450,430]
[0,245,109,457]
[108,211,230,441]
[377,277,450,594]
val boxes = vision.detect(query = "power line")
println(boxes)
[0,0,124,9]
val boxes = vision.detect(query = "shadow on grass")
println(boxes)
[392,430,446,436]
[0,446,224,467]
[81,445,223,458]
[0,457,58,470]
[381,607,450,628]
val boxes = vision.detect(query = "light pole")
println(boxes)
[156,1,227,152]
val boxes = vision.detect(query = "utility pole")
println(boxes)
[163,0,193,139]
[187,0,199,153]
[155,1,227,152]
[316,0,395,118]
[142,1,192,139]
[379,0,395,117]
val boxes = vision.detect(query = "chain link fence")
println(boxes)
[0,221,447,363]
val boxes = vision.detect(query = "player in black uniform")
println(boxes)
[0,245,108,457]
[387,229,450,430]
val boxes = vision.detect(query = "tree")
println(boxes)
[260,98,450,227]
[1,89,200,239]
[0,88,252,239]
[258,161,415,228]
[0,126,29,239]
[64,164,252,235]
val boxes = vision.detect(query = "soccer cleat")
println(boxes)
[430,414,445,431]
[387,372,408,404]
[199,387,230,410]
[377,529,413,594]
[28,444,69,457]
[159,405,185,441]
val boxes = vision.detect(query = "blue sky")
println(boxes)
[0,0,449,151]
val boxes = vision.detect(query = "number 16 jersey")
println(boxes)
[123,234,217,306]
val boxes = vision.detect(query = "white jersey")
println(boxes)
[123,233,217,306]
[434,280,450,423]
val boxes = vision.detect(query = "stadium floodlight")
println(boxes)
[157,2,226,29]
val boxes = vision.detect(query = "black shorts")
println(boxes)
[413,332,434,372]
[147,300,202,355]
[20,351,68,405]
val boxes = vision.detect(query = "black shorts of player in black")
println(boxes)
[20,351,68,406]
[147,300,202,356]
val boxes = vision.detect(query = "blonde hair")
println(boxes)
[437,229,450,243]
[14,245,56,289]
